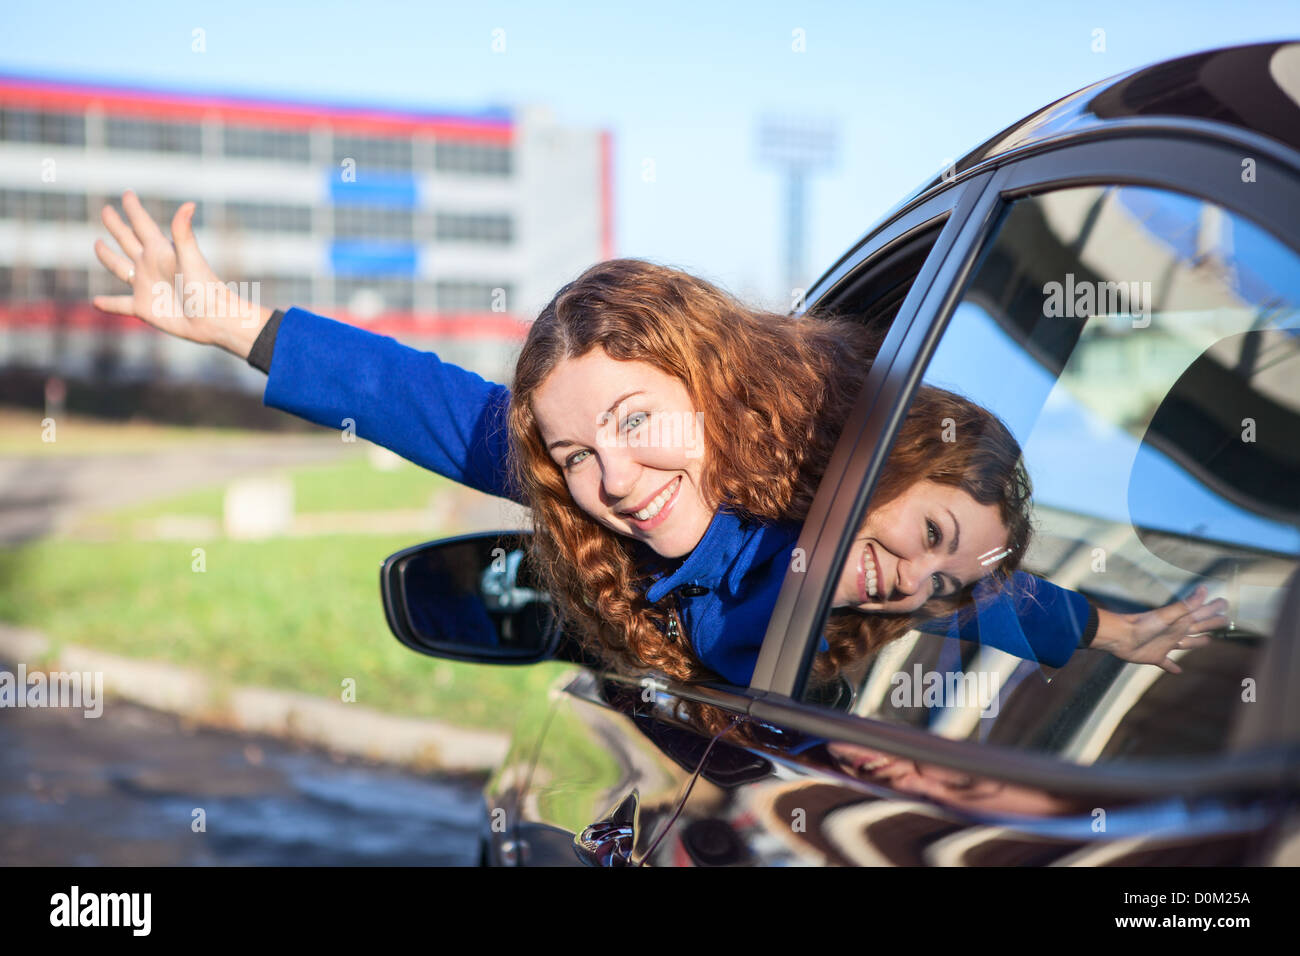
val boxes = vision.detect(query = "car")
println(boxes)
[380,41,1300,866]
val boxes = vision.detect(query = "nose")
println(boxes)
[895,555,940,597]
[599,448,643,503]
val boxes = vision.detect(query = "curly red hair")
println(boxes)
[508,258,880,681]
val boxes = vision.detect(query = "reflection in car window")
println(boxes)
[803,184,1300,765]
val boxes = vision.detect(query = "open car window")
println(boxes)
[801,182,1300,765]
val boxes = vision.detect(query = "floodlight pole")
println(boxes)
[785,166,807,299]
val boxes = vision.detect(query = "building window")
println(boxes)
[0,189,89,222]
[334,276,416,312]
[0,109,86,146]
[333,205,414,240]
[434,141,512,176]
[434,280,512,312]
[222,125,311,163]
[239,275,314,309]
[433,211,513,244]
[53,267,89,301]
[224,201,312,233]
[0,266,86,301]
[333,135,413,171]
[105,118,202,154]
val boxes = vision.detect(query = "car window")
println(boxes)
[809,219,945,333]
[800,183,1300,765]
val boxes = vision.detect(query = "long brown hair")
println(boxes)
[507,258,881,681]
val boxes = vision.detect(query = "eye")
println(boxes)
[564,448,591,469]
[623,411,648,431]
[931,572,946,596]
[926,518,941,547]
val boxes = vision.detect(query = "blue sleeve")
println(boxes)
[920,571,1096,667]
[262,306,520,503]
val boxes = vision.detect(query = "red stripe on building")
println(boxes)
[0,302,530,342]
[0,75,513,143]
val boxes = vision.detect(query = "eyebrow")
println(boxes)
[546,390,646,452]
[945,507,963,592]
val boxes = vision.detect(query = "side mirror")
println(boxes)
[380,531,561,664]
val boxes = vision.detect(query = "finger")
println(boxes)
[1153,591,1200,623]
[121,190,168,247]
[1177,635,1213,649]
[1149,627,1197,654]
[1168,595,1226,631]
[92,294,136,316]
[1190,609,1229,631]
[93,239,135,283]
[1191,597,1228,620]
[171,202,214,271]
[1186,606,1229,630]
[1157,600,1202,632]
[100,203,143,259]
[1159,656,1183,675]
[171,202,196,245]
[1183,585,1210,611]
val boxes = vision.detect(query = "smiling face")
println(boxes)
[831,480,1010,614]
[531,348,715,559]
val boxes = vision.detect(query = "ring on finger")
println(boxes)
[126,267,135,283]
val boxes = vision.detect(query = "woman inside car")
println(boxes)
[815,384,1226,691]
[91,193,1225,689]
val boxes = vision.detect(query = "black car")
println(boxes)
[382,41,1300,866]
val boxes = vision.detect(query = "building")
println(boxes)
[0,73,613,394]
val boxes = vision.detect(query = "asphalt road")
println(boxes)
[0,694,487,866]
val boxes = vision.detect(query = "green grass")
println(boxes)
[96,452,460,536]
[0,533,576,734]
[291,453,455,513]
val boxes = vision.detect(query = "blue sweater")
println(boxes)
[260,306,1095,685]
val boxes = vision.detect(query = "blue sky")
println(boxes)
[2,0,1296,306]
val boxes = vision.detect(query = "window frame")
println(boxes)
[736,129,1300,793]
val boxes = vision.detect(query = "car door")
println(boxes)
[642,130,1300,866]
[492,176,986,866]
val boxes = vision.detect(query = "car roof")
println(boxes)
[899,40,1300,211]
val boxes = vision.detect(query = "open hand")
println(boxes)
[92,191,270,358]
[1091,585,1229,674]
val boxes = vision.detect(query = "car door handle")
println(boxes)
[575,790,638,866]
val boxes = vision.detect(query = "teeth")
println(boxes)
[863,544,878,598]
[631,477,679,521]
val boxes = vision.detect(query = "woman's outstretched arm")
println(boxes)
[92,191,518,502]
[921,572,1227,672]
[258,305,516,501]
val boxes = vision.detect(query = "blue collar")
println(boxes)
[645,508,801,604]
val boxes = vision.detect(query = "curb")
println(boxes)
[0,623,509,773]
